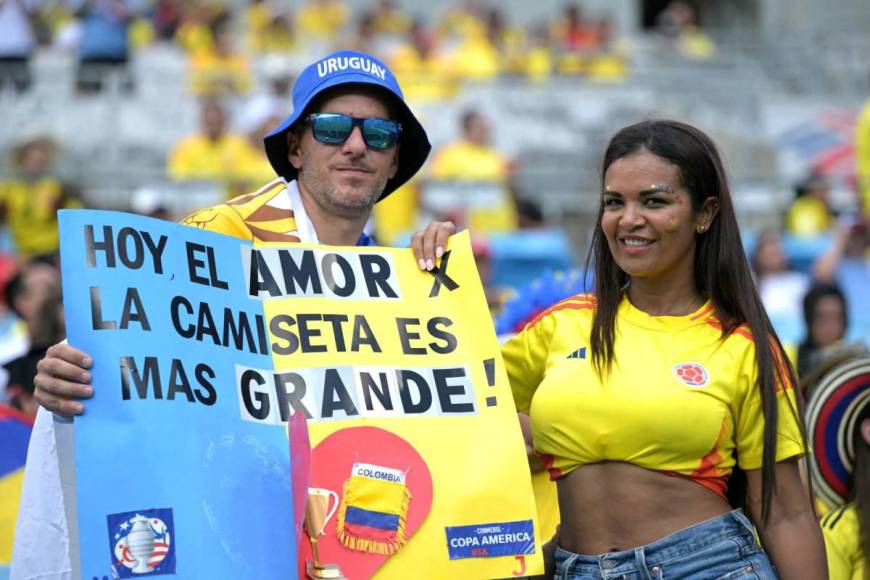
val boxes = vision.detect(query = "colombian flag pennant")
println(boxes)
[336,463,410,555]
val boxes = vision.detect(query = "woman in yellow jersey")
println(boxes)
[805,356,869,579]
[502,120,826,578]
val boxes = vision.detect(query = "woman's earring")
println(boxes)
[697,225,706,233]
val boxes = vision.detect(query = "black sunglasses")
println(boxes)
[305,113,402,150]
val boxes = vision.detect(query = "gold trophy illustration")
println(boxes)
[305,487,345,579]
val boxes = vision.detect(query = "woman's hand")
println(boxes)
[410,221,456,271]
[34,342,94,416]
[518,413,546,472]
[746,461,828,579]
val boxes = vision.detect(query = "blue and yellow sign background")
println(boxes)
[59,210,541,578]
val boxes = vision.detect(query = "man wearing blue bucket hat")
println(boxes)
[177,49,440,250]
[13,50,453,579]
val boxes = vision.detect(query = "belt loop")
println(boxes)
[560,552,579,580]
[634,547,656,580]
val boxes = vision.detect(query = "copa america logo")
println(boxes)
[107,508,176,577]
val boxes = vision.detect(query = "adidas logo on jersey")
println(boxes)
[566,347,587,360]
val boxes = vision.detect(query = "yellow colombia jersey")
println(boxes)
[502,293,805,498]
[821,503,865,580]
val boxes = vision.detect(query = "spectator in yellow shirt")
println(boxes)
[449,28,500,80]
[243,0,295,54]
[370,0,410,36]
[295,0,348,40]
[388,21,457,103]
[167,100,261,198]
[429,109,518,233]
[188,14,252,96]
[438,0,486,40]
[0,136,83,259]
[786,173,835,238]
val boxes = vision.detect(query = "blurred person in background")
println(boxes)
[0,135,83,260]
[243,0,295,54]
[188,11,252,96]
[786,173,835,238]
[344,10,377,55]
[516,198,546,230]
[369,0,409,37]
[2,258,63,417]
[388,19,457,103]
[174,2,225,56]
[238,110,285,188]
[295,0,348,41]
[0,253,25,397]
[446,7,501,81]
[549,4,623,78]
[483,7,527,77]
[0,0,38,93]
[236,54,292,139]
[429,108,518,232]
[523,23,554,83]
[813,216,870,345]
[149,0,180,41]
[471,236,509,315]
[751,231,810,350]
[73,0,137,94]
[167,99,260,197]
[438,0,485,41]
[796,283,852,378]
[551,3,601,54]
[655,0,715,60]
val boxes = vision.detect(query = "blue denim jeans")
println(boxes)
[554,510,777,579]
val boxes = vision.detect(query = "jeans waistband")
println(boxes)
[556,509,757,570]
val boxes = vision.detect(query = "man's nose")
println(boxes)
[340,126,367,154]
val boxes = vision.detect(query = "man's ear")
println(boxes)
[287,130,303,170]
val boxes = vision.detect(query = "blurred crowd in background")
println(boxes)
[0,0,868,566]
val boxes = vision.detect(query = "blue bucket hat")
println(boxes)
[264,50,430,201]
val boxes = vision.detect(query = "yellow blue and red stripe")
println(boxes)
[1,404,34,565]
[336,474,410,555]
[344,506,400,536]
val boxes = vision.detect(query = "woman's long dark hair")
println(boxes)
[586,119,804,523]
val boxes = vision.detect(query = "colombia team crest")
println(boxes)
[673,362,709,387]
[107,508,176,577]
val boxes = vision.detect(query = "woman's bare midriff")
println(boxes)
[556,462,733,554]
